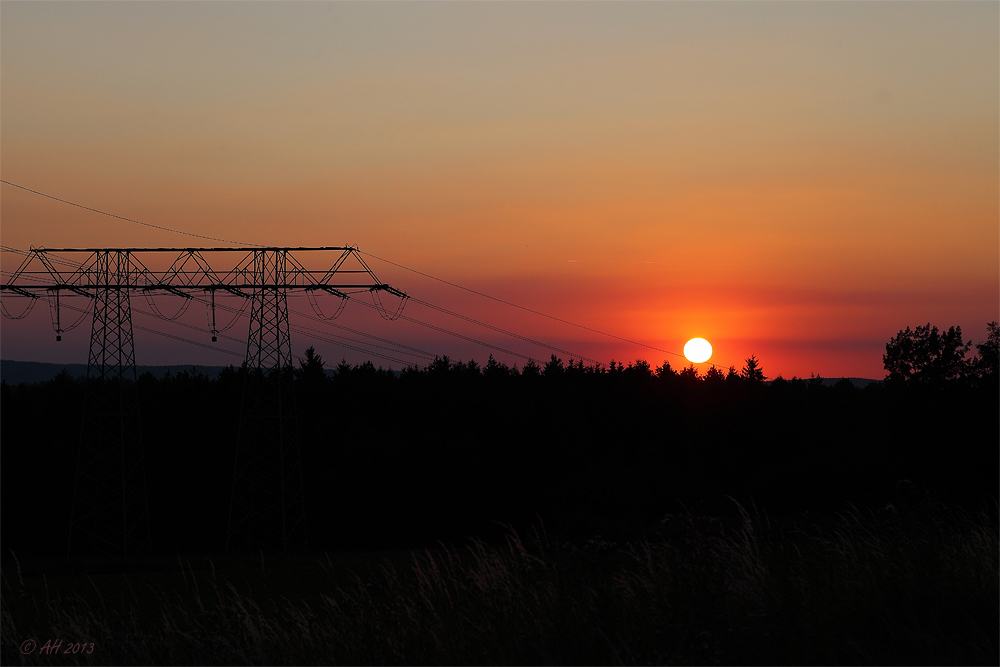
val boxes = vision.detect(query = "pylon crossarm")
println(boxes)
[2,282,401,293]
[0,285,39,299]
[48,285,96,298]
[2,247,405,298]
[378,285,409,299]
[216,285,252,298]
[309,247,356,284]
[143,284,191,298]
[4,266,403,324]
[35,250,75,286]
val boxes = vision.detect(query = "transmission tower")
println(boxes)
[69,250,152,561]
[1,246,407,560]
[227,249,306,556]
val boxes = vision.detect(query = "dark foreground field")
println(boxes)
[3,503,997,666]
[2,345,998,664]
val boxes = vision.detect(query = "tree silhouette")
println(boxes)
[677,364,700,382]
[883,323,971,386]
[483,354,511,380]
[627,359,654,381]
[543,354,565,377]
[296,346,327,384]
[972,321,999,385]
[521,358,541,377]
[655,361,676,380]
[335,357,353,379]
[703,365,726,384]
[427,355,453,377]
[741,355,767,383]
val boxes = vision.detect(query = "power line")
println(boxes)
[360,252,739,370]
[199,290,536,366]
[59,300,248,360]
[68,296,418,368]
[5,258,520,368]
[287,305,437,358]
[397,313,535,363]
[1,182,733,368]
[359,249,691,363]
[408,296,600,365]
[0,180,258,247]
[289,324,412,368]
[133,323,246,358]
[2,250,432,364]
[15,276,529,367]
[185,292,434,364]
[292,320,433,363]
[187,296,422,366]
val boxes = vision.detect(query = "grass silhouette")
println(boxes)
[2,502,996,665]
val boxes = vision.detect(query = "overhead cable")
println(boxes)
[0,180,257,247]
[359,250,689,362]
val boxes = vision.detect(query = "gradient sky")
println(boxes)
[2,1,997,379]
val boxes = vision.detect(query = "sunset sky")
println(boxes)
[2,1,997,379]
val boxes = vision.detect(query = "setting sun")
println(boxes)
[684,338,713,364]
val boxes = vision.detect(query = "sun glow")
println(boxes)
[684,338,713,364]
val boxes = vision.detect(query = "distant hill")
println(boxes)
[0,360,233,385]
[823,377,882,388]
[763,376,882,388]
[0,359,358,384]
[1,359,880,387]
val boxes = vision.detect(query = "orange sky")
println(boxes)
[2,2,997,379]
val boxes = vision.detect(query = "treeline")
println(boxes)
[2,323,997,559]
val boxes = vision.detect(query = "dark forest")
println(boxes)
[4,323,997,560]
[1,322,998,665]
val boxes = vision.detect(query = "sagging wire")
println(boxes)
[1,248,87,326]
[359,249,694,364]
[306,288,348,321]
[204,289,252,341]
[1,182,698,366]
[48,290,94,339]
[142,290,192,322]
[2,244,422,364]
[409,296,599,365]
[44,295,413,369]
[289,324,411,367]
[132,322,247,358]
[370,288,408,321]
[0,250,41,320]
[185,293,430,365]
[338,291,535,362]
[3,244,546,367]
[397,311,534,362]
[57,300,248,360]
[0,180,260,247]
[1,294,38,320]
[287,306,436,359]
[290,321,427,366]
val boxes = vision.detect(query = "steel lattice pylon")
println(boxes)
[1,245,407,560]
[67,250,152,561]
[227,249,308,556]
